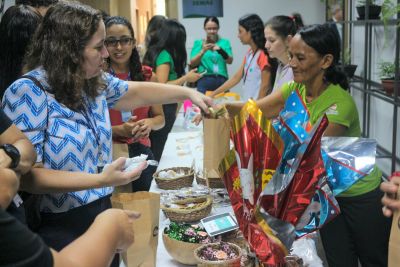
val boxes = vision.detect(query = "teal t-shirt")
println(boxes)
[281,82,381,197]
[156,49,177,81]
[190,38,232,78]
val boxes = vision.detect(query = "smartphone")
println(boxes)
[206,35,217,44]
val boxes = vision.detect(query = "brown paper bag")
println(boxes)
[113,143,132,193]
[203,117,230,180]
[389,187,400,267]
[111,192,160,267]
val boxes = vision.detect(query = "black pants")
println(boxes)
[196,75,227,94]
[37,196,119,267]
[128,142,157,191]
[320,186,391,267]
[150,103,177,161]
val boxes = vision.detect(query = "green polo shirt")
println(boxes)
[156,49,177,81]
[281,82,381,197]
[190,38,232,78]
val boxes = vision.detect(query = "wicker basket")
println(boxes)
[154,167,194,190]
[162,232,204,265]
[161,196,213,222]
[194,242,242,267]
[195,172,207,186]
[195,171,225,189]
[207,177,225,189]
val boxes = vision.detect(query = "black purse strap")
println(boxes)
[21,75,46,92]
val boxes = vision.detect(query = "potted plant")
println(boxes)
[356,0,382,20]
[339,48,358,78]
[381,0,400,28]
[378,61,399,96]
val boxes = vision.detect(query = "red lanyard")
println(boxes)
[243,49,259,84]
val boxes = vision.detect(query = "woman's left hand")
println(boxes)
[187,90,213,113]
[381,175,400,217]
[134,119,152,140]
[213,44,221,51]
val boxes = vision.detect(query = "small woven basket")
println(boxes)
[195,172,207,186]
[194,242,242,267]
[207,177,225,189]
[161,196,213,222]
[196,171,225,189]
[154,167,194,190]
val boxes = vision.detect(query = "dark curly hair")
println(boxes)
[16,0,58,7]
[105,16,144,82]
[143,19,187,78]
[0,5,41,98]
[23,1,105,110]
[298,24,348,90]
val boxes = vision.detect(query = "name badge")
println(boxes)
[213,64,219,73]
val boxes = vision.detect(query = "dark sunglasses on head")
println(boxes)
[105,37,134,47]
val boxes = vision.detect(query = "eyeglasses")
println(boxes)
[105,37,134,47]
[205,27,219,32]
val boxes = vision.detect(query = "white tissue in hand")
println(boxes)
[124,154,148,172]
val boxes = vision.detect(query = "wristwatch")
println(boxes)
[0,144,21,169]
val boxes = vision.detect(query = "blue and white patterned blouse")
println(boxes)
[2,67,128,213]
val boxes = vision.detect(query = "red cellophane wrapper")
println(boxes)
[219,100,286,266]
[259,116,329,226]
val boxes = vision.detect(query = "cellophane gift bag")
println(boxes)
[111,192,160,267]
[219,100,287,266]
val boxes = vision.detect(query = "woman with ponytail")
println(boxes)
[210,14,274,100]
[105,16,165,191]
[224,23,390,266]
[264,15,301,92]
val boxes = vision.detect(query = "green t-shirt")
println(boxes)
[190,38,232,78]
[281,82,381,197]
[156,49,177,81]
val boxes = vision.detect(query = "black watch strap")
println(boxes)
[1,144,21,169]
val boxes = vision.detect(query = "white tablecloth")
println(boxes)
[151,111,233,266]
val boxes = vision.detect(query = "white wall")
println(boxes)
[0,0,15,20]
[177,0,326,94]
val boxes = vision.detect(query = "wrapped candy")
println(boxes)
[164,222,212,244]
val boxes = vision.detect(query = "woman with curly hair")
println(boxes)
[210,13,275,100]
[2,2,211,266]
